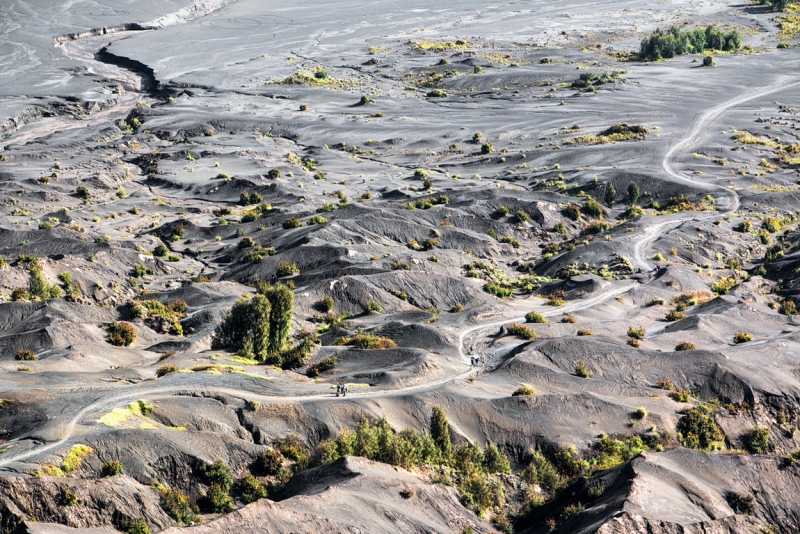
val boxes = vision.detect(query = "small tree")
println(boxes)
[627,181,640,206]
[604,182,616,207]
[257,283,294,355]
[430,406,452,459]
[212,295,271,360]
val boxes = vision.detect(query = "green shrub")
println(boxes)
[236,474,267,503]
[259,448,284,475]
[201,460,233,491]
[577,328,593,336]
[117,518,150,534]
[744,426,770,454]
[485,282,513,298]
[762,216,783,233]
[506,322,536,340]
[627,326,645,339]
[564,204,581,221]
[76,185,91,199]
[27,267,61,300]
[733,331,752,344]
[276,261,300,277]
[102,460,124,477]
[634,407,648,420]
[153,243,168,257]
[318,295,334,313]
[703,55,715,67]
[676,405,724,451]
[737,220,753,233]
[575,360,591,378]
[61,486,78,506]
[780,299,797,316]
[665,310,685,321]
[726,491,755,515]
[512,384,536,396]
[364,300,383,313]
[427,89,448,97]
[334,332,397,349]
[583,198,605,218]
[496,205,509,216]
[515,209,530,223]
[481,142,494,155]
[201,484,232,514]
[711,276,736,295]
[675,342,696,351]
[525,310,547,323]
[107,322,136,346]
[15,349,37,361]
[283,216,302,229]
[307,215,327,225]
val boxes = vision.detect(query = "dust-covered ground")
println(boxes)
[1,0,800,533]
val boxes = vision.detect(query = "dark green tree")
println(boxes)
[212,294,271,361]
[257,283,294,354]
[604,182,616,207]
[430,406,452,459]
[627,181,640,206]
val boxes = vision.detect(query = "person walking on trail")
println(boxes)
[342,384,347,397]
[336,383,341,397]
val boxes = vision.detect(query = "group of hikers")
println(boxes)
[335,382,348,397]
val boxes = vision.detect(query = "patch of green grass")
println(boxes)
[61,444,93,473]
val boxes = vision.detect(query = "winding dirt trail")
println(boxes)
[3,78,800,471]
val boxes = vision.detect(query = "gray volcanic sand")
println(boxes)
[0,0,800,533]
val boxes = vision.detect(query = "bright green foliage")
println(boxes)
[28,267,61,300]
[61,486,78,506]
[676,405,724,451]
[583,198,605,218]
[525,310,547,323]
[118,518,150,534]
[236,474,267,503]
[160,488,199,525]
[132,299,186,335]
[482,442,511,474]
[605,182,616,206]
[102,460,124,477]
[507,322,536,340]
[202,484,233,514]
[522,450,562,492]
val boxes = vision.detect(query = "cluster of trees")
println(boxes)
[312,407,511,517]
[639,25,742,61]
[213,282,307,366]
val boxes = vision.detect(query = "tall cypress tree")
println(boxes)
[430,406,452,459]
[627,181,640,206]
[259,283,294,355]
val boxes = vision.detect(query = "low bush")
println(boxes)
[675,342,696,351]
[525,310,547,323]
[676,405,724,451]
[159,488,199,525]
[512,384,536,396]
[306,356,337,378]
[276,261,300,277]
[334,332,397,349]
[282,216,302,229]
[364,300,383,313]
[733,331,752,344]
[744,426,770,454]
[102,460,124,477]
[317,295,334,313]
[15,349,37,361]
[577,328,593,336]
[506,322,536,340]
[61,486,78,506]
[107,321,136,347]
[156,364,178,377]
[574,360,591,378]
[627,326,645,339]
